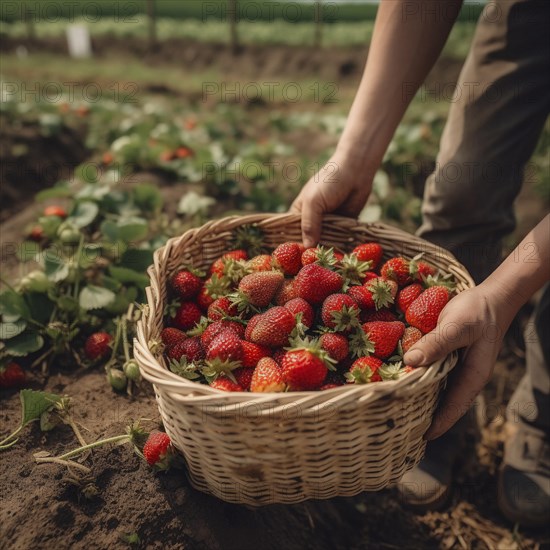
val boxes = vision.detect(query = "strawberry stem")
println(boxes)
[56,434,130,460]
[34,455,92,474]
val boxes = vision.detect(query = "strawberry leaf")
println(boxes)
[3,331,44,357]
[0,289,31,320]
[0,318,27,339]
[79,285,116,310]
[67,201,99,229]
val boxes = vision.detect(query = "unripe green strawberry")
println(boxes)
[108,369,127,391]
[123,360,141,381]
[406,286,450,333]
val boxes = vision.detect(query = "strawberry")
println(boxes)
[249,306,295,348]
[28,225,44,241]
[284,297,315,328]
[210,376,244,392]
[272,349,286,365]
[319,371,346,390]
[301,246,338,268]
[346,356,383,384]
[197,274,230,311]
[294,264,343,305]
[363,271,379,283]
[413,261,436,281]
[206,329,243,362]
[235,271,284,308]
[160,327,187,350]
[84,332,112,360]
[362,321,405,359]
[0,362,26,388]
[233,367,255,390]
[169,336,204,362]
[143,431,173,467]
[301,247,318,266]
[338,254,373,286]
[360,308,398,323]
[244,314,261,342]
[275,279,298,305]
[248,254,273,272]
[207,297,238,321]
[281,340,332,391]
[397,283,423,314]
[319,332,349,362]
[348,278,394,311]
[250,357,286,392]
[401,326,423,353]
[210,250,249,276]
[43,205,68,218]
[172,302,202,331]
[321,293,360,332]
[241,341,271,368]
[272,242,304,276]
[406,286,450,333]
[352,243,383,270]
[381,257,413,287]
[176,146,193,158]
[170,269,202,300]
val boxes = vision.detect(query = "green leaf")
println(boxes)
[38,215,62,239]
[43,249,69,282]
[0,289,30,320]
[35,186,72,202]
[118,218,149,243]
[133,184,162,213]
[17,241,41,263]
[25,292,55,325]
[79,285,116,310]
[108,266,149,287]
[56,295,80,314]
[67,201,99,229]
[20,390,62,428]
[100,220,119,242]
[119,248,153,272]
[0,318,27,339]
[4,331,44,356]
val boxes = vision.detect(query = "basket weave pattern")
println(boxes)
[135,214,474,506]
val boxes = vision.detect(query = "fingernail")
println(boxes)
[404,349,425,366]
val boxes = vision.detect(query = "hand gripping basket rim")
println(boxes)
[134,213,475,506]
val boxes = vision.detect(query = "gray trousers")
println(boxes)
[417,0,550,432]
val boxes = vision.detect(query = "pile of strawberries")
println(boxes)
[158,241,455,392]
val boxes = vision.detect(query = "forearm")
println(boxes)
[481,214,550,318]
[338,0,463,167]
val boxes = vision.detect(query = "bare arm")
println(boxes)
[291,0,464,247]
[404,214,550,439]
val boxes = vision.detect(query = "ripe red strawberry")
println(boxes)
[143,431,172,467]
[363,271,379,283]
[250,357,286,392]
[360,308,398,323]
[352,243,383,270]
[301,246,338,268]
[320,371,346,390]
[244,314,261,342]
[321,293,360,332]
[272,349,286,365]
[176,146,193,158]
[241,341,271,368]
[173,302,202,331]
[272,242,304,276]
[381,257,413,287]
[301,247,318,266]
[274,279,298,305]
[397,283,423,314]
[319,332,349,362]
[210,250,249,276]
[346,356,383,384]
[294,264,343,305]
[197,285,214,311]
[210,376,244,392]
[362,321,405,359]
[406,286,450,333]
[249,306,295,348]
[233,367,255,390]
[28,225,44,241]
[84,332,112,360]
[160,327,187,350]
[348,278,394,311]
[282,347,329,391]
[170,269,202,300]
[284,297,314,328]
[0,362,26,388]
[236,271,284,308]
[169,336,204,362]
[401,326,423,353]
[43,205,68,218]
[206,329,243,362]
[248,254,273,272]
[207,297,238,321]
[413,261,436,281]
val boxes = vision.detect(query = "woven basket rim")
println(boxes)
[135,213,474,403]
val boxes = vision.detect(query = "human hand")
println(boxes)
[403,284,517,440]
[290,150,375,248]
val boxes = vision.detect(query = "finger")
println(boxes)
[425,340,496,439]
[289,195,302,214]
[403,318,474,367]
[301,198,324,249]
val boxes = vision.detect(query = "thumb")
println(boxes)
[301,198,324,249]
[403,319,472,367]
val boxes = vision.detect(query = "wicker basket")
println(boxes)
[135,214,474,506]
